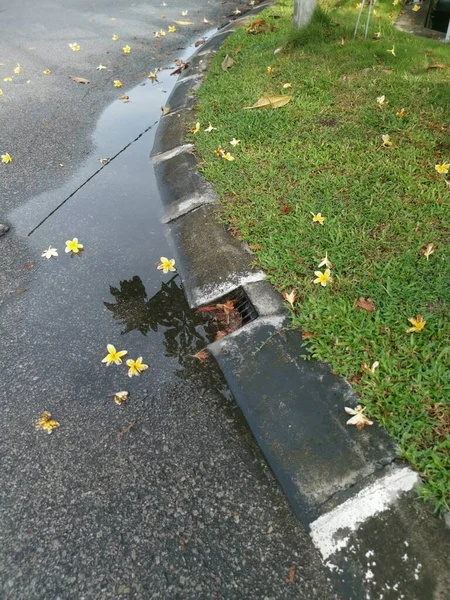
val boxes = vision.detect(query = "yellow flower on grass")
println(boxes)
[435,162,450,174]
[396,108,406,118]
[69,42,80,51]
[43,69,51,75]
[216,145,225,158]
[387,45,396,57]
[112,34,119,41]
[126,357,149,377]
[123,45,131,54]
[282,83,292,89]
[1,152,12,164]
[42,246,58,259]
[14,64,21,74]
[229,138,240,147]
[376,95,387,107]
[35,411,60,434]
[223,152,235,161]
[382,134,393,147]
[407,315,426,333]
[168,25,176,32]
[65,237,83,253]
[314,269,332,287]
[114,80,122,87]
[412,4,421,11]
[267,66,275,74]
[157,257,176,273]
[393,0,399,5]
[311,212,325,225]
[318,252,333,269]
[191,122,200,134]
[102,344,128,366]
[204,123,216,133]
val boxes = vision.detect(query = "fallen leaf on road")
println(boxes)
[216,300,235,315]
[118,420,136,439]
[244,95,291,110]
[221,55,234,71]
[99,158,110,164]
[174,20,194,25]
[113,390,129,405]
[285,565,296,584]
[354,297,375,312]
[35,411,60,434]
[345,405,373,430]
[69,75,90,84]
[23,261,35,270]
[15,288,27,295]
[195,38,206,47]
[171,60,189,75]
[193,349,209,362]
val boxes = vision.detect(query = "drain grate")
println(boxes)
[197,286,258,339]
[223,286,258,326]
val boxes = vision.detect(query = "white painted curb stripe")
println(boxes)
[310,467,420,560]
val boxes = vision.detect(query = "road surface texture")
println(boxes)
[0,1,337,598]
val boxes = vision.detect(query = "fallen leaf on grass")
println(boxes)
[193,349,209,362]
[286,565,296,584]
[283,290,297,308]
[70,75,90,84]
[248,244,262,251]
[427,63,446,70]
[281,205,291,214]
[244,95,291,110]
[113,391,129,405]
[221,55,234,71]
[302,331,315,339]
[247,19,267,34]
[345,405,373,430]
[354,297,375,312]
[35,411,60,434]
[421,243,435,260]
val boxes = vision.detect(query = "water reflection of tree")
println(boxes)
[104,275,216,377]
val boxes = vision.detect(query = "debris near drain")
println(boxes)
[171,59,190,76]
[196,299,243,335]
[193,349,209,363]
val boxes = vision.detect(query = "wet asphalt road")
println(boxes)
[0,2,337,598]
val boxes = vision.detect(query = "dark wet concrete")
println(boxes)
[0,1,337,598]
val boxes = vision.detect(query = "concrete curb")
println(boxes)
[151,4,450,598]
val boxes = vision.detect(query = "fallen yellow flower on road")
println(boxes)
[181,10,188,16]
[69,42,80,51]
[3,77,13,82]
[123,45,131,54]
[407,315,426,333]
[148,71,158,82]
[112,34,119,41]
[35,411,60,434]
[114,80,122,87]
[387,45,396,57]
[154,31,160,38]
[168,25,176,32]
[42,246,58,259]
[159,30,166,36]
[113,391,129,405]
[43,69,51,74]
[345,405,373,430]
[435,162,450,174]
[223,152,235,161]
[412,4,421,10]
[382,134,393,147]
[1,152,12,164]
[65,237,83,253]
[314,269,332,287]
[14,64,21,74]
[157,257,176,273]
[311,212,325,225]
[191,122,200,134]
[126,357,149,377]
[0,89,3,95]
[102,344,128,366]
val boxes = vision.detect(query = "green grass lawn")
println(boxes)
[191,0,450,511]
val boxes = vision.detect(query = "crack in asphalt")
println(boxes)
[27,119,159,236]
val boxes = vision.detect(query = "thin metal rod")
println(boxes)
[354,0,366,38]
[446,17,450,41]
[364,0,374,40]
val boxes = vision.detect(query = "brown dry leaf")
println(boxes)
[302,332,315,339]
[117,420,136,439]
[248,19,266,34]
[354,297,375,312]
[286,565,296,584]
[215,330,227,341]
[193,349,209,362]
[281,204,291,214]
[194,38,206,47]
[248,244,262,251]
[171,60,190,75]
[427,63,446,70]
[421,243,435,260]
[69,75,90,84]
[216,300,235,315]
[283,290,297,308]
[15,288,27,295]
[161,105,170,115]
[24,261,35,270]
[221,55,235,71]
[244,95,291,110]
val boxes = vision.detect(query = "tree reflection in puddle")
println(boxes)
[104,275,217,379]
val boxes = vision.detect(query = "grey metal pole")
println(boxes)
[364,0,373,40]
[446,17,450,41]
[293,0,317,29]
[354,0,366,38]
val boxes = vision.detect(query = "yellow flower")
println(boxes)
[43,69,51,75]
[191,122,200,134]
[393,0,399,5]
[311,212,325,225]
[3,77,13,82]
[373,31,381,40]
[0,89,3,95]
[356,2,362,8]
[182,10,188,16]
[157,257,176,273]
[35,411,60,434]
[204,123,216,133]
[223,152,235,161]
[123,45,131,54]
[114,80,122,88]
[126,357,149,377]
[113,391,129,405]
[421,243,435,260]
[318,252,333,269]
[345,405,373,430]
[267,66,275,74]
[148,71,158,82]
[96,64,106,71]
[435,162,450,174]
[14,64,21,74]
[387,45,396,57]
[282,83,292,89]
[69,42,80,51]
[154,31,160,38]
[314,269,332,287]
[215,145,225,158]
[1,152,12,164]
[65,237,83,253]
[112,34,119,41]
[102,344,128,366]
[376,95,387,107]
[396,108,406,118]
[168,25,176,32]
[230,138,240,146]
[412,4,421,10]
[42,245,58,259]
[407,315,426,333]
[159,30,166,36]
[382,134,393,147]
